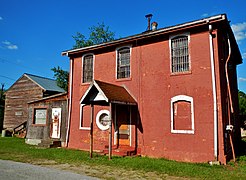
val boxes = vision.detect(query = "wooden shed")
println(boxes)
[25,92,68,147]
[3,73,65,134]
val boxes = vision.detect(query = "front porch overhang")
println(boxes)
[80,80,137,106]
[80,80,137,160]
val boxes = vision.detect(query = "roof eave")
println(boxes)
[62,14,226,56]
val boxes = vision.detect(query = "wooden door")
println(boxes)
[116,105,130,146]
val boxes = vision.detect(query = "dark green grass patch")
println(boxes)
[1,137,246,179]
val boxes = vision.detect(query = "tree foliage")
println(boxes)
[72,22,115,49]
[51,66,69,92]
[52,23,115,91]
[239,90,246,115]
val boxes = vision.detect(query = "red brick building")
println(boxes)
[62,14,242,164]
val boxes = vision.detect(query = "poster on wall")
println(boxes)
[35,109,47,125]
[51,108,61,139]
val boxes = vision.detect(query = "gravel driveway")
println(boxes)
[0,159,99,180]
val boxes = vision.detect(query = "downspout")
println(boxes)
[209,24,218,161]
[65,57,73,147]
[225,35,233,113]
[225,34,236,162]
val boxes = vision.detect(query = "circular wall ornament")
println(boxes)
[96,110,110,130]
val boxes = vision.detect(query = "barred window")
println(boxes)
[171,35,190,73]
[117,47,130,79]
[82,54,93,83]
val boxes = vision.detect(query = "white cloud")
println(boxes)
[231,22,246,42]
[243,52,246,59]
[201,13,209,18]
[239,77,246,82]
[1,40,18,50]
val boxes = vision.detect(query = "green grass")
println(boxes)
[1,137,246,179]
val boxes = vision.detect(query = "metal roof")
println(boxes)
[24,73,66,93]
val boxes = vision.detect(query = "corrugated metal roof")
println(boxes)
[24,73,65,93]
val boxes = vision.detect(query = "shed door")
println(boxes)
[51,108,61,139]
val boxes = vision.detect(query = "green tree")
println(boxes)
[0,83,5,130]
[238,90,246,115]
[51,66,69,92]
[52,23,115,91]
[72,22,115,49]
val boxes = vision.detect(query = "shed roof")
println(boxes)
[81,80,137,105]
[28,92,67,104]
[24,73,65,93]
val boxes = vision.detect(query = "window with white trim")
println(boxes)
[96,110,110,130]
[117,47,130,79]
[171,95,194,134]
[170,35,190,73]
[79,104,91,130]
[82,54,93,83]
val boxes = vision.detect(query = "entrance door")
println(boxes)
[51,108,61,139]
[116,105,130,146]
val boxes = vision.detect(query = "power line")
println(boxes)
[0,75,16,81]
[0,57,44,74]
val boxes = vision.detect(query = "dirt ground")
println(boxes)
[31,159,192,180]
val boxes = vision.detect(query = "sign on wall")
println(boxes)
[51,108,62,139]
[34,109,47,125]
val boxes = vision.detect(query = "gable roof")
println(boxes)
[81,80,137,105]
[24,73,65,93]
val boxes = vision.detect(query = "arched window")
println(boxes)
[82,54,94,83]
[170,35,190,73]
[117,47,131,79]
[171,95,194,134]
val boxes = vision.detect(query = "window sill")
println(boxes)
[32,124,47,127]
[116,77,132,82]
[81,82,92,86]
[79,127,91,130]
[171,130,194,134]
[170,71,192,76]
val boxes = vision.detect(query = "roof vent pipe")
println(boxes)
[145,14,153,31]
[151,22,158,31]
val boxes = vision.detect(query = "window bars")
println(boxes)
[117,47,130,79]
[171,36,190,73]
[83,55,93,83]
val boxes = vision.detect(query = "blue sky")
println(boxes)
[0,0,246,91]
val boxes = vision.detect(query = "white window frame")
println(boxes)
[169,33,191,74]
[96,109,110,131]
[115,45,132,79]
[170,95,194,134]
[79,104,90,130]
[82,53,94,84]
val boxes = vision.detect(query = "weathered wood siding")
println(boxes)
[4,76,44,130]
[26,94,68,146]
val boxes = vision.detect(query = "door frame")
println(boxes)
[114,104,132,146]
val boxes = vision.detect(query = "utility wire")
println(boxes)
[0,57,44,74]
[0,75,16,81]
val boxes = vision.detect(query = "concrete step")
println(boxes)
[38,139,61,148]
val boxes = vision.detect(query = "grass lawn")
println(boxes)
[0,137,246,179]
